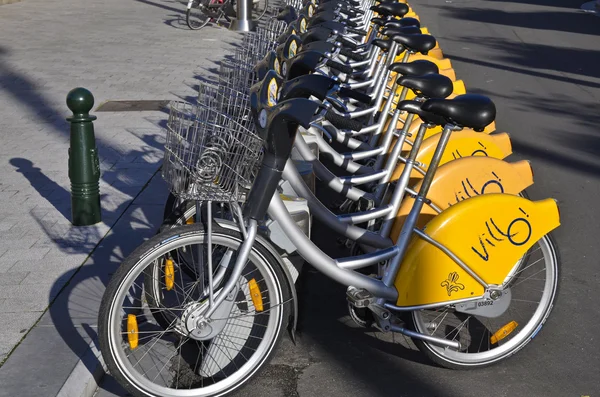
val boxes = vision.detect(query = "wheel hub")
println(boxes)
[177,300,213,340]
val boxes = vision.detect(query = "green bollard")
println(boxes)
[66,87,101,226]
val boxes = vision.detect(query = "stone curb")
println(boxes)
[56,341,106,397]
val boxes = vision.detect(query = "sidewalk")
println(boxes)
[0,0,242,395]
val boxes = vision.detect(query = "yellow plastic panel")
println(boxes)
[390,158,534,239]
[394,194,560,306]
[388,130,513,183]
[406,54,451,70]
[415,131,512,167]
[427,48,444,60]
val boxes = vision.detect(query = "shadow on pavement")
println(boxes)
[436,5,600,36]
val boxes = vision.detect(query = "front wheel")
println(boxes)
[98,224,291,397]
[410,233,560,369]
[186,1,212,30]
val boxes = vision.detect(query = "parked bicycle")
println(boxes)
[186,0,269,30]
[98,0,562,396]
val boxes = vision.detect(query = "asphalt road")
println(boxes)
[97,0,600,396]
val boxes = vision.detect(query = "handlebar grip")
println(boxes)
[338,87,372,105]
[326,59,354,75]
[325,110,364,132]
[339,48,367,61]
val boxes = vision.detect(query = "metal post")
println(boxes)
[229,0,257,32]
[66,87,101,226]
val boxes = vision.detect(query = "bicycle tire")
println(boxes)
[410,232,561,369]
[99,223,292,397]
[187,2,211,30]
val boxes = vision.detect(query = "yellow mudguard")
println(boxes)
[388,130,513,183]
[406,53,451,70]
[393,194,560,306]
[390,158,534,239]
[415,130,512,167]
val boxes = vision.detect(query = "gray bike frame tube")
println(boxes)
[336,245,399,269]
[368,51,411,148]
[342,146,384,161]
[293,136,372,202]
[413,229,489,288]
[373,113,417,204]
[282,161,392,249]
[268,193,398,301]
[311,132,373,174]
[205,219,258,318]
[379,125,455,290]
[378,123,429,237]
[338,169,389,186]
[337,204,394,225]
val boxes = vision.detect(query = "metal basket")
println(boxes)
[240,33,279,63]
[196,80,253,129]
[162,101,264,203]
[218,57,257,91]
[257,18,288,42]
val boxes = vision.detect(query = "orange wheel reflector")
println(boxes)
[249,278,264,312]
[491,320,518,344]
[127,314,139,350]
[186,217,194,224]
[165,259,175,291]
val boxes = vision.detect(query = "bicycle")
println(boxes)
[186,0,269,30]
[98,1,562,395]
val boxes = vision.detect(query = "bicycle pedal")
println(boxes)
[346,286,375,308]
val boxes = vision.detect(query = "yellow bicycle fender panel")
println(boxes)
[389,133,512,182]
[415,131,512,167]
[390,158,534,238]
[406,53,451,70]
[394,194,560,306]
[427,48,444,60]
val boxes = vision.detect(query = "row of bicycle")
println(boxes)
[97,1,562,396]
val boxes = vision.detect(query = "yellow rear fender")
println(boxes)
[389,131,512,184]
[389,158,534,240]
[415,130,512,167]
[406,53,451,70]
[393,194,560,306]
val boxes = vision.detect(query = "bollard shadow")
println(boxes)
[6,127,169,390]
[9,159,73,221]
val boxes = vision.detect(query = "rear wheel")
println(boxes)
[410,233,560,369]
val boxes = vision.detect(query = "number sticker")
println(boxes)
[308,4,314,17]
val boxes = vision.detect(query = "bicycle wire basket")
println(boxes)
[197,80,253,130]
[162,101,264,203]
[218,57,257,91]
[257,18,288,42]
[240,33,279,65]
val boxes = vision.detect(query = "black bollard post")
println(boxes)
[66,88,102,226]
